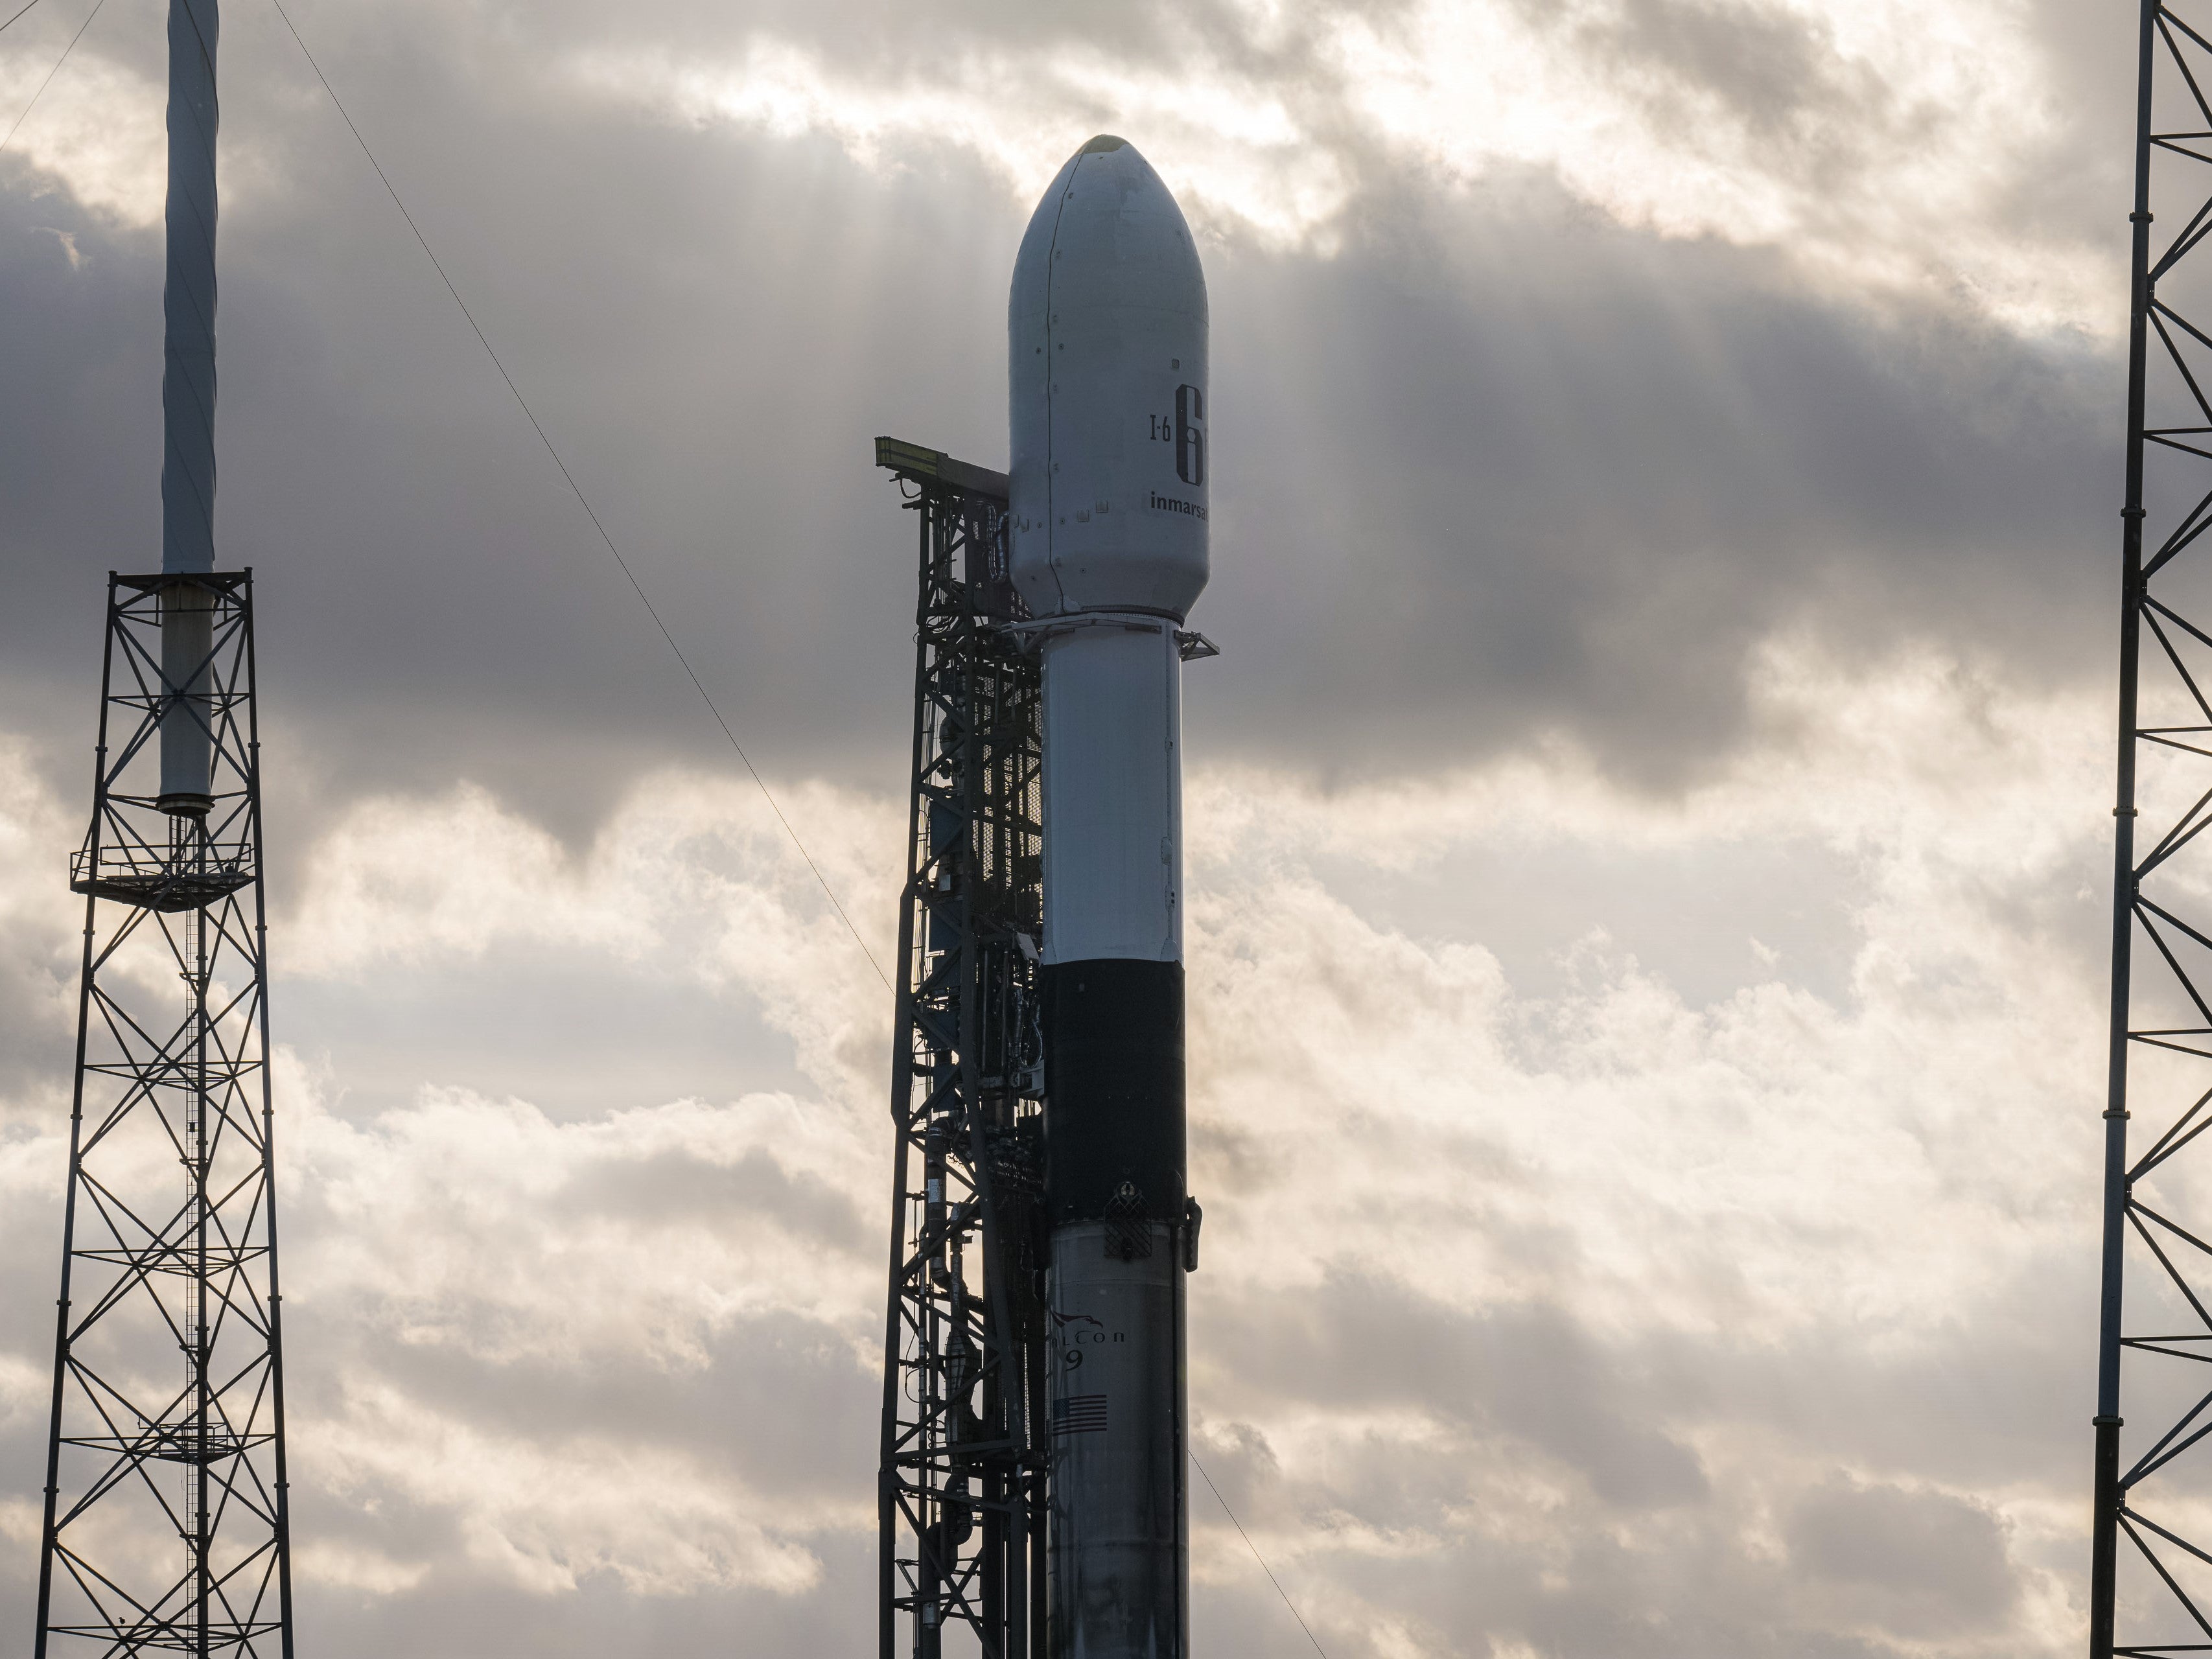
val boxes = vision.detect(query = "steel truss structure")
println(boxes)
[874,439,1051,1659]
[35,572,296,1658]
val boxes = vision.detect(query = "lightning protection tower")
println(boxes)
[34,3,297,1653]
[2091,5,2212,1653]
[874,437,1052,1658]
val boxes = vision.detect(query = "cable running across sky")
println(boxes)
[262,0,891,994]
[0,0,103,156]
[0,0,50,38]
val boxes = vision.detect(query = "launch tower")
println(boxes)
[876,437,1051,1657]
[33,3,297,1654]
[2091,3,2212,1653]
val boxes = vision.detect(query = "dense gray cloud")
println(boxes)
[0,0,2139,826]
[1786,1480,2016,1632]
[1211,187,2116,782]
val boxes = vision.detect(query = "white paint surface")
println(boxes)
[1010,137,1210,622]
[1039,620,1184,966]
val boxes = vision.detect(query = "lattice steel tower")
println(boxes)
[2091,5,2212,1653]
[874,437,1051,1658]
[33,3,297,1653]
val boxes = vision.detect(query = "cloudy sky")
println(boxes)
[0,0,2173,1653]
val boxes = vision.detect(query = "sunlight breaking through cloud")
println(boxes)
[566,0,2109,332]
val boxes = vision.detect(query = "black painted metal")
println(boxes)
[1040,960,1184,1225]
[877,449,1050,1658]
[34,573,295,1658]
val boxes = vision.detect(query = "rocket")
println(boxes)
[1009,135,1208,1656]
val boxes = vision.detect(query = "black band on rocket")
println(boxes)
[1043,958,1185,1223]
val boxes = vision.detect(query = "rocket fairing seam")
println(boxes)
[1036,150,1082,618]
[998,612,1174,645]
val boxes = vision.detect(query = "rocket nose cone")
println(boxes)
[1007,132,1209,621]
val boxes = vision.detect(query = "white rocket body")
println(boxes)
[1010,135,1207,1659]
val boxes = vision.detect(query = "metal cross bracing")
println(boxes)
[34,572,296,1658]
[874,439,1051,1659]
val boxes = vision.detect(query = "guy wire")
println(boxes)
[264,0,891,994]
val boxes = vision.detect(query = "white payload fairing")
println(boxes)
[1009,134,1208,1657]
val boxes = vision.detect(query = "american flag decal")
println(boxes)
[1053,1394,1108,1435]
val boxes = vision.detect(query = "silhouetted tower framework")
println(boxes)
[876,437,1051,1659]
[2091,6,2212,1653]
[34,1,297,1653]
[34,577,296,1656]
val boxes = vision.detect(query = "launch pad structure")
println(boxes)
[35,574,296,1656]
[32,3,300,1654]
[2093,4,2212,1653]
[878,135,1211,1659]
[875,437,1052,1657]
